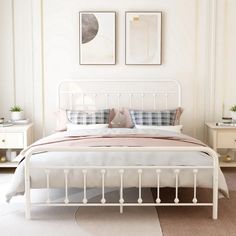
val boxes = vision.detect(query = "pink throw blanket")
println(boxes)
[20,133,207,159]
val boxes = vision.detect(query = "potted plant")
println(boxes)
[230,104,236,120]
[10,105,24,121]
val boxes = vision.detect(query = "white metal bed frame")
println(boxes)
[24,79,219,220]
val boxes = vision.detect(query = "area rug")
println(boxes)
[0,171,163,236]
[157,168,236,236]
[75,188,163,236]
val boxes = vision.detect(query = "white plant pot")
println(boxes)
[231,111,236,121]
[11,111,24,121]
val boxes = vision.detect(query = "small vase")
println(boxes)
[11,111,24,121]
[231,111,236,121]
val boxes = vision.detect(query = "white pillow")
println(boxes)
[66,123,109,131]
[135,125,183,133]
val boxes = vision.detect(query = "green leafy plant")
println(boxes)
[230,105,236,112]
[10,105,23,112]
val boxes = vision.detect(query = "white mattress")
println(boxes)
[6,128,228,201]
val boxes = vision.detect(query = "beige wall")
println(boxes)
[0,0,235,141]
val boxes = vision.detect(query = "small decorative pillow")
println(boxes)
[174,107,183,125]
[130,108,182,126]
[66,109,110,125]
[109,108,134,128]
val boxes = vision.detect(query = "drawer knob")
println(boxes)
[2,139,5,143]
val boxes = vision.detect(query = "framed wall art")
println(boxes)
[79,11,116,65]
[125,11,162,65]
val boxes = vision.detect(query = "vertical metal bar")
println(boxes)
[25,155,31,219]
[175,80,182,107]
[69,93,73,110]
[192,169,198,204]
[153,93,156,109]
[141,93,144,110]
[82,93,85,109]
[117,93,121,109]
[101,169,106,204]
[94,94,97,109]
[45,169,51,204]
[165,93,168,109]
[64,169,69,204]
[174,169,179,204]
[156,169,161,203]
[212,151,219,219]
[129,94,132,108]
[82,169,88,204]
[119,169,124,213]
[138,169,143,204]
[105,94,109,109]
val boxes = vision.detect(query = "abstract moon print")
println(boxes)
[80,12,116,65]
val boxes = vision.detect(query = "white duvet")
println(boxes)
[6,128,228,201]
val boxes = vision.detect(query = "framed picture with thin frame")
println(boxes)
[125,11,162,65]
[79,11,116,65]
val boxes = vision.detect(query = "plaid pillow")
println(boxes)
[130,109,178,126]
[66,109,110,125]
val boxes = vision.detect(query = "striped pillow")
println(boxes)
[130,108,181,126]
[66,109,110,125]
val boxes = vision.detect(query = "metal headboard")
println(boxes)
[58,79,182,110]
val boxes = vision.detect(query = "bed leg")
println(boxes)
[120,205,123,214]
[212,177,218,220]
[212,152,218,220]
[25,204,31,220]
[213,204,218,220]
[25,183,31,219]
[25,156,31,220]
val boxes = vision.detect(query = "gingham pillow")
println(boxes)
[130,109,179,126]
[66,109,110,125]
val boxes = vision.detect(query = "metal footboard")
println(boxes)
[24,146,218,220]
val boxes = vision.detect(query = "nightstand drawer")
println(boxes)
[0,123,33,169]
[0,133,6,148]
[217,132,236,148]
[0,133,24,149]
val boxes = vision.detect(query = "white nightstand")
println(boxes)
[205,122,236,167]
[0,123,33,168]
